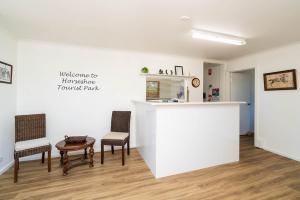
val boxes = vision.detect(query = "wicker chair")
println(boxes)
[14,114,51,183]
[101,111,131,166]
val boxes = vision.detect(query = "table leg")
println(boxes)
[89,146,94,168]
[84,148,88,159]
[63,151,69,175]
[60,151,64,166]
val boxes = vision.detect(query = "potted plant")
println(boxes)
[141,67,149,74]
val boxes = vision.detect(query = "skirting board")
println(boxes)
[0,160,14,175]
[262,146,300,162]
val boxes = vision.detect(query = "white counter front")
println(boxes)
[133,101,243,178]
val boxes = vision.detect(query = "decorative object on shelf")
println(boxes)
[203,92,206,100]
[175,66,184,75]
[186,86,190,102]
[170,70,173,75]
[191,77,200,88]
[0,61,13,84]
[212,88,220,101]
[208,95,212,102]
[177,86,184,99]
[208,84,213,102]
[165,69,168,75]
[141,67,149,74]
[146,81,160,100]
[159,69,163,74]
[263,69,297,91]
[208,68,212,75]
[64,135,87,144]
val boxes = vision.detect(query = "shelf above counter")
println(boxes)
[133,100,247,106]
[140,73,195,80]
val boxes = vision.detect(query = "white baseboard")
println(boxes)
[254,138,263,148]
[262,146,300,162]
[0,160,14,175]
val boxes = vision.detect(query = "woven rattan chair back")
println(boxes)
[110,111,131,134]
[15,114,46,142]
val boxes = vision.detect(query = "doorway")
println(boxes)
[203,62,225,102]
[230,69,255,144]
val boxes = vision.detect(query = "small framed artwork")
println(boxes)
[146,81,160,100]
[263,69,297,91]
[0,61,13,84]
[175,66,184,76]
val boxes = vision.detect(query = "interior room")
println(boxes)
[0,1,299,199]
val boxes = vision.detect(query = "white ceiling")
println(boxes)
[0,0,300,60]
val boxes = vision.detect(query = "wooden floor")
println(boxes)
[0,136,299,200]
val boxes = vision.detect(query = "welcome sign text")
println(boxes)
[57,71,100,91]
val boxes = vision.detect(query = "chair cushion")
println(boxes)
[15,137,50,151]
[102,132,129,140]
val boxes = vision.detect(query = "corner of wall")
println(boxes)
[0,26,18,174]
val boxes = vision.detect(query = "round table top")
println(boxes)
[55,137,95,151]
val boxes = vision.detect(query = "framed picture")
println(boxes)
[263,69,297,91]
[146,81,160,100]
[175,66,184,76]
[0,61,13,84]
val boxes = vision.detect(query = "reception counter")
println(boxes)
[133,101,244,178]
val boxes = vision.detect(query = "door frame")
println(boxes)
[228,67,260,148]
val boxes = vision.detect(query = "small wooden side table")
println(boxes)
[55,137,95,175]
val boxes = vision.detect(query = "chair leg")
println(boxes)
[48,150,51,172]
[60,151,64,166]
[101,142,104,164]
[14,158,19,183]
[127,139,130,155]
[42,152,45,163]
[111,145,114,154]
[122,145,125,166]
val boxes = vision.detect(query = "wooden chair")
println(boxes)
[14,114,51,183]
[101,111,131,166]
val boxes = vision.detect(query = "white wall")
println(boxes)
[0,27,17,174]
[16,40,204,159]
[228,42,300,161]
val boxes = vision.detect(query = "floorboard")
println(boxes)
[0,136,299,200]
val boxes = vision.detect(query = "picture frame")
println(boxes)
[175,66,184,76]
[146,81,160,100]
[263,69,297,91]
[0,61,13,84]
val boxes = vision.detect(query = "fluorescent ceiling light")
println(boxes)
[192,29,246,45]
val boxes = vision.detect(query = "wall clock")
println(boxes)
[191,78,200,88]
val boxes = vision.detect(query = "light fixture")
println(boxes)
[192,29,246,45]
[180,16,191,21]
